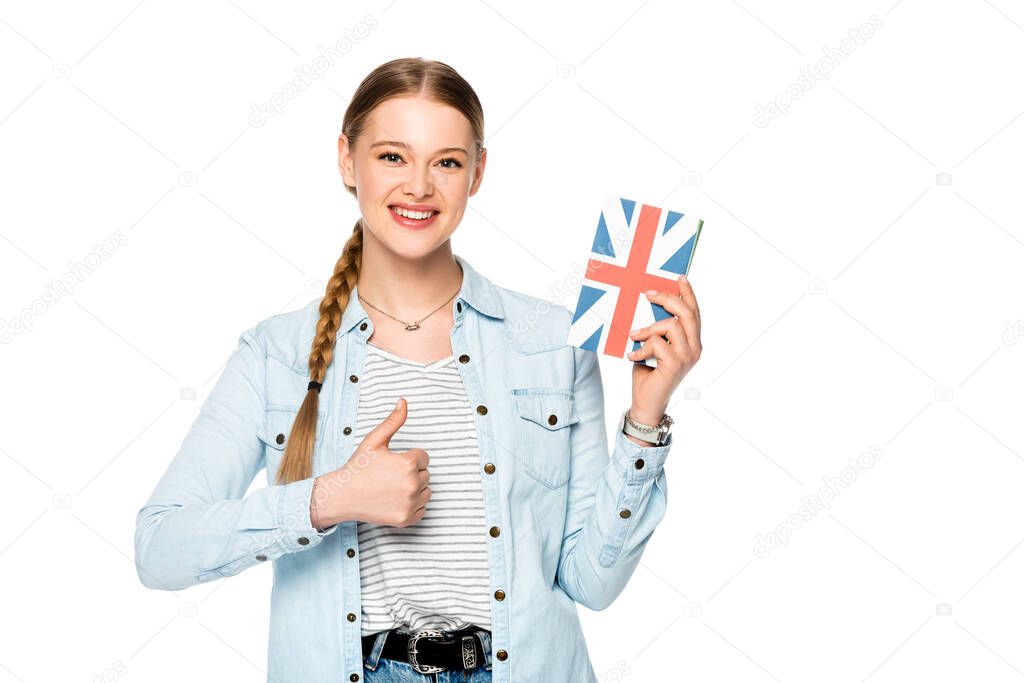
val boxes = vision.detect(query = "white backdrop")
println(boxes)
[1,1,1022,681]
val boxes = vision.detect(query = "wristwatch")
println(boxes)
[620,410,674,446]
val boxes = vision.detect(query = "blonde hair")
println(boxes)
[274,57,485,484]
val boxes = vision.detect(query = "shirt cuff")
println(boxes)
[611,427,673,481]
[276,476,340,552]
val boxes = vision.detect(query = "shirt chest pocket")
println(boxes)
[258,408,325,485]
[510,388,579,489]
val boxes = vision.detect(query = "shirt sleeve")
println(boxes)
[555,345,672,611]
[133,325,339,591]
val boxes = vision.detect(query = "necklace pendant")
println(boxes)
[404,322,421,331]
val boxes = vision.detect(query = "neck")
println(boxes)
[356,235,463,320]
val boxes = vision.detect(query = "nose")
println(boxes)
[401,161,436,199]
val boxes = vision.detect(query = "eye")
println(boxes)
[377,151,463,169]
[438,157,463,169]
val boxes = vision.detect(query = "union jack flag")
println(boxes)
[566,196,703,368]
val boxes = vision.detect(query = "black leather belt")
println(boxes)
[362,626,489,674]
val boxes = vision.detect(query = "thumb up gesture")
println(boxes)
[313,397,431,528]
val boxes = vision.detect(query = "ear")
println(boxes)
[337,134,356,189]
[467,147,487,197]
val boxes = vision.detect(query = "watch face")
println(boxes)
[652,425,669,445]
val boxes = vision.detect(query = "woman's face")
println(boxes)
[338,95,486,259]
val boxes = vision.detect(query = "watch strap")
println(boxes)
[621,410,673,446]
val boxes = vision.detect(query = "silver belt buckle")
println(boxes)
[407,629,447,674]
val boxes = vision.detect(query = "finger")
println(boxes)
[411,448,430,471]
[644,290,700,356]
[678,276,702,356]
[635,309,700,359]
[627,333,672,363]
[626,343,650,361]
[677,275,701,325]
[634,317,700,362]
[362,397,408,449]
[644,288,688,319]
[632,303,697,346]
[678,310,700,358]
[630,317,685,349]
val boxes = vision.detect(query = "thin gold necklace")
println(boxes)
[358,287,460,331]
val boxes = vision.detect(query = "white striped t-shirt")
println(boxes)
[355,341,492,636]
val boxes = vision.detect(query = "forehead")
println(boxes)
[363,96,473,152]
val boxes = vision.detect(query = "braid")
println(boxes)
[308,225,363,385]
[273,220,364,485]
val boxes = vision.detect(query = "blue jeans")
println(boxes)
[363,628,493,682]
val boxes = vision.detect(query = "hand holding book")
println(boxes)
[566,196,704,425]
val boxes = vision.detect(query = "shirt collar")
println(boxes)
[339,252,505,336]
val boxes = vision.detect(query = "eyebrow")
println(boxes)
[370,140,469,156]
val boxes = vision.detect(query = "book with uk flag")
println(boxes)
[566,196,703,368]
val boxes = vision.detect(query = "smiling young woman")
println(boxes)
[134,57,702,683]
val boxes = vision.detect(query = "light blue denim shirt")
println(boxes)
[134,252,673,683]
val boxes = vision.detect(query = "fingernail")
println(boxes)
[645,289,657,296]
[679,274,688,281]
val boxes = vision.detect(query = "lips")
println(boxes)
[388,205,440,230]
[389,203,440,215]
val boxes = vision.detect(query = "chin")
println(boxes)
[379,234,449,261]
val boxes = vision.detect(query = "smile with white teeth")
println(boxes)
[391,206,437,220]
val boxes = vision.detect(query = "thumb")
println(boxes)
[362,397,407,450]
